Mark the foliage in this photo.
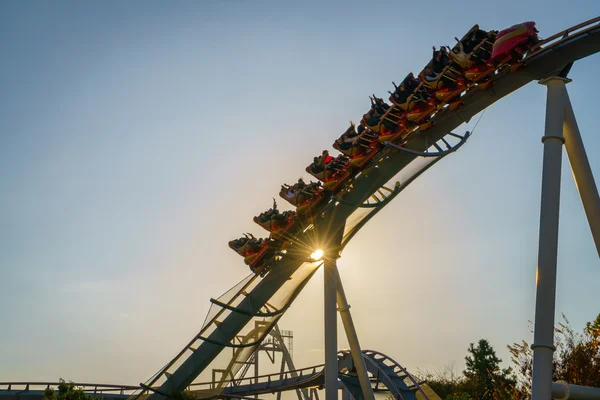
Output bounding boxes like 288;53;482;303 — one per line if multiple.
172;390;197;400
43;379;95;400
418;363;471;399
42;380;198;400
419;340;520;400
508;313;600;396
463;339;518;399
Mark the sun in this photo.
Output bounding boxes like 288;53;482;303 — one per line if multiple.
310;249;324;261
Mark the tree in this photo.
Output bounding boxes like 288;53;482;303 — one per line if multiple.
463;339;517;400
43;379;95;400
508;313;600;396
418;341;519;399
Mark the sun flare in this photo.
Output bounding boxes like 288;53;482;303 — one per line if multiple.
310;249;324;261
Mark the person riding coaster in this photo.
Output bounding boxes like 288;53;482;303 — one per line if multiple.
238;237;279;275
254;199;297;237
370;95;390;114
229;233;268;258
362;96;403;134
418;46;466;103
309;150;350;174
255;198;276;222
449;25;498;82
279;178;323;208
333;122;379;157
306;150;352;189
388;73;430;110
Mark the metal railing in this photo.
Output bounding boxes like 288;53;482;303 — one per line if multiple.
529;16;600;56
188;364;324;392
0;382;139;395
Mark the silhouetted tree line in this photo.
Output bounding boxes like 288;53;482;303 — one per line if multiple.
418;312;600;399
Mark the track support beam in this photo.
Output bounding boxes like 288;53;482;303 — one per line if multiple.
324;259;338;400
563;91;600;258
332;266;375;400
531;76;569;400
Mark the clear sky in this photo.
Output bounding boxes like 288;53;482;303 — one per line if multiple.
1;0;599;387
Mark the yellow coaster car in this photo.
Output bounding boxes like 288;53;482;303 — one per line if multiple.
449;25;498;83
306;153;352;191
279;181;324;215
419;66;466;104
333;130;381;169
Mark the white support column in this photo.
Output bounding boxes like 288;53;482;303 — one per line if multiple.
531;76;569;400
563;92;600;258
324;260;338;400
331;266;375;400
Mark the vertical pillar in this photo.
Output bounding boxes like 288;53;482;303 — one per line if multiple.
254;347;259;399
324;259;338;400
531;76;569;400
331;266;375;400
563;91;600;258
341;387;351;400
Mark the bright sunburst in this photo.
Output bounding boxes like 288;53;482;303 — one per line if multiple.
310;249;324;261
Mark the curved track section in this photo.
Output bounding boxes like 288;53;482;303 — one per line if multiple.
186;349;431;400
338;350;432;400
132;17;600;400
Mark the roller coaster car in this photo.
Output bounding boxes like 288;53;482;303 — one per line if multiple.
248;243;278;275
248;242;283;276
389;82;433;111
404;100;437;124
279;181;324;214
378;115;408;143
229;236;278;274
336;127;382;168
333;132;375;157
306;154;352;191
450;26;498;83
418;64;466;105
491;21;539;65
361;97;403;135
229;237;268;258
253;209;296;239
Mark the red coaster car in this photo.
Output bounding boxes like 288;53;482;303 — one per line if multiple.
228;235;275;275
491;21;538;64
333;125;381;169
254;208;296;239
279;179;324;215
229;235;267;257
306;151;352;191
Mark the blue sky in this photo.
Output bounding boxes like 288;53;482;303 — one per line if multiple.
1;0;599;386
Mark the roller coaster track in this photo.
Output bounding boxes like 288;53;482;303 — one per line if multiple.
0;350;435;400
6;17;599;400
125;16;600;399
